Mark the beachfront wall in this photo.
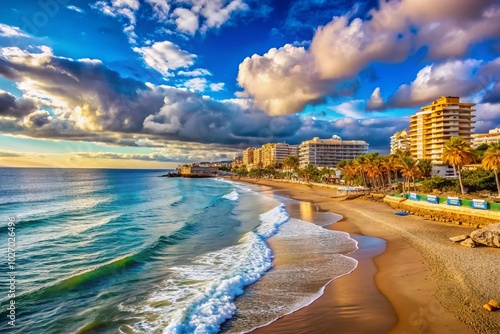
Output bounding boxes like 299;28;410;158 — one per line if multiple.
384;195;500;228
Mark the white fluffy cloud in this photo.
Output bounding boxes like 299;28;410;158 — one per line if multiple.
145;0;170;20
388;59;483;107
366;87;384;111
237;0;500;115
0;23;30;38
133;41;196;76
173;7;199;35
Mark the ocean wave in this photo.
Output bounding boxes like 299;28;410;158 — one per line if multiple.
222;190;239;201
130;204;290;333
9;220;201;306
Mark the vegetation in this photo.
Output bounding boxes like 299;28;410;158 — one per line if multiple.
482;141;500;196
419;176;458;193
442;136;477;194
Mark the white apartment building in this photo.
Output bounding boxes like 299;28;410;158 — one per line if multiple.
298;135;369;168
390;129;410;154
472;128;500;147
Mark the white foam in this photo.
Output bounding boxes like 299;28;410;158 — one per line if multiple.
130;204;290;333
222;190;239;201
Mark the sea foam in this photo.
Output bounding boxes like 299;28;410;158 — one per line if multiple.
222;190;239;201
132;204;289;333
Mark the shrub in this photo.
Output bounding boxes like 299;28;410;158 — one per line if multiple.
419;176;459;193
461;168;497;192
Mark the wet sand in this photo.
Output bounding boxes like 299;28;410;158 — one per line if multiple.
233;178;500;334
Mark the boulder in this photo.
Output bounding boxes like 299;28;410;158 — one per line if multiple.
460;238;477;248
470;224;500;248
449;235;469;243
484;304;495;312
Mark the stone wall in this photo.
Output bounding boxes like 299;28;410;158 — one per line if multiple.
384;196;500;228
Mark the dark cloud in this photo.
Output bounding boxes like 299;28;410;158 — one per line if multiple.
482;83;500;104
0;90;37;116
0;45;409;155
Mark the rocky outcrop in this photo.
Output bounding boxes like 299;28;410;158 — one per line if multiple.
470;224;500;248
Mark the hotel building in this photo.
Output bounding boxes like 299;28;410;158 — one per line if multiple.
298;135;369;168
409;96;475;164
242;147;254;167
390;129;410;154
472;128;500;147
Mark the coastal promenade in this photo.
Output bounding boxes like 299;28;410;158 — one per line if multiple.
234;178;500;334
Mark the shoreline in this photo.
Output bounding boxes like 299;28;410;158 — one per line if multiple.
231;178;500;334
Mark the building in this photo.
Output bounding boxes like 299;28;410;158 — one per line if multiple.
472;128;500;147
298;135;369;168
272;143;298;165
253;148;263;168
390;129;410;154
243;148;254;167
409;96;475;164
260;143;298;167
179;164;219;177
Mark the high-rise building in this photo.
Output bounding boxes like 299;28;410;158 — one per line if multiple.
242;148;254;167
409;96;475;164
253;148;263;168
272;143;298;165
298;135;369;168
390;129;410;154
472;128;500;147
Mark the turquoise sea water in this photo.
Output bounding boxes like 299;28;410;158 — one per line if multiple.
0;168;357;333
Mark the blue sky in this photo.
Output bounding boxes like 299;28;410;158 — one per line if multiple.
0;0;499;168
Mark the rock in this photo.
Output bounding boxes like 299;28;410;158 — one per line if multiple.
460;238;477;248
470;223;500;248
489;300;499;309
449;235;469;243
484;304;497;312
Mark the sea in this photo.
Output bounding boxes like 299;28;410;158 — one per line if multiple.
0;168;358;333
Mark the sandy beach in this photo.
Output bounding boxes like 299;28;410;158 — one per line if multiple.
234;178;500;334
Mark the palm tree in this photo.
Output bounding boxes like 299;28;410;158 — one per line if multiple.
283;155;299;179
442;137;477;194
482;141;500;197
381;156;393;189
398;156;419;192
340;160;356;186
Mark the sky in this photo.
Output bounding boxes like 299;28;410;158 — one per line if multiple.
0;0;499;168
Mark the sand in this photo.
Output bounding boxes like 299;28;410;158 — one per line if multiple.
232;178;500;334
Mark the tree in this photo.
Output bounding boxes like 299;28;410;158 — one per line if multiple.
398;156;419;192
283;155;299;179
301;163;319;182
482;141;500;197
417;159;433;179
442;137;477;194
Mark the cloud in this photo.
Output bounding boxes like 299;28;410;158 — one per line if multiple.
209;82;225;92
0;43;413;155
133;41;196;77
183;77;207;92
24;110;51;128
145;0;170;20
67;5;86;14
0;90;38;117
366;87;384;111
474;103;500;134
0;24;30;38
91;0;140;43
374;57;500;108
177;68;212;77
173;7;199;35
238;0;500;115
388;59;483;107
328;100;366;119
